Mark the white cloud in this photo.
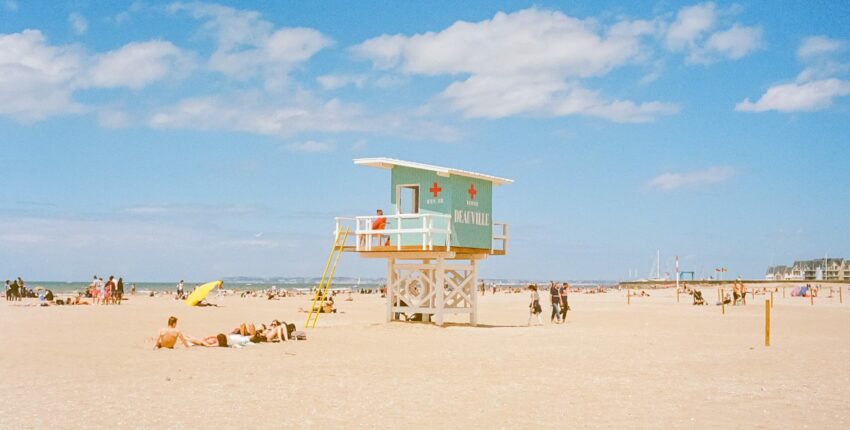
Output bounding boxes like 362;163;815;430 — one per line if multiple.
168;2;331;88
354;9;655;78
69;12;88;35
0;29;196;122
441;76;678;122
352;8;674;122
97;109;130;128
737;36;850;113
798;36;845;59
703;25;762;60
664;3;761;64
285;140;335;153
735;79;850;112
317;74;367;90
646;167;736;191
86;40;195;89
149;92;370;137
0;29;84;121
665;2;717;51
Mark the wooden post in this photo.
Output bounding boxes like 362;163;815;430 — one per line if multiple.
469;258;478;326
770;291;774;308
721;288;725;315
386;258;395;322
434;257;445;326
840;287;843;304
717;287;721;302
782;286;785;298
765;300;770;347
627;289;631;305
810;290;814;306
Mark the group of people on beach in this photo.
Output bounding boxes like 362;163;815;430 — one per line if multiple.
88;275;125;305
5;277;27;301
154;316;304;349
527;282;570;325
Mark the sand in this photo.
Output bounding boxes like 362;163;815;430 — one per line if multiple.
2;285;849;429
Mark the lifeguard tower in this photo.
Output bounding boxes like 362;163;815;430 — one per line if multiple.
316;158;511;327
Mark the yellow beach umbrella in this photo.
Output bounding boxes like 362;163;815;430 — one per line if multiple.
184;280;223;306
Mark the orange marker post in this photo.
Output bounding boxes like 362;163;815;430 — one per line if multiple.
765;300;770;347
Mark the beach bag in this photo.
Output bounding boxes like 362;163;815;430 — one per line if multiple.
292;330;307;341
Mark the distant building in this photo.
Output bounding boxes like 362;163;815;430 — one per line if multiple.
766;259;850;281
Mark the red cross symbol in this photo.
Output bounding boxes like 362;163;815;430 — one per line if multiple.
468;183;477;200
429;181;442;198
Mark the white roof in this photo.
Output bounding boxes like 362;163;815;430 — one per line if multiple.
353;158;513;186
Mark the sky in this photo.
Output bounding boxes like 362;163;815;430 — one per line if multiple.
1;1;849;282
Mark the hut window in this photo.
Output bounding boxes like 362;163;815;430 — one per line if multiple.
398;185;419;214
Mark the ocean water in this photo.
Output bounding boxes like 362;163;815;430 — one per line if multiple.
14;281;385;294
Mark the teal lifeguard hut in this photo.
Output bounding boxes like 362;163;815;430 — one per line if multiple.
331;158;512;326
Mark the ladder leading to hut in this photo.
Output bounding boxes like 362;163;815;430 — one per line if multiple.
305;227;350;328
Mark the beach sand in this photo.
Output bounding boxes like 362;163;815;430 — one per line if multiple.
2;285;849;429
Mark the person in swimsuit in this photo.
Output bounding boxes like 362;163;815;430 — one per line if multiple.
154;316;190;349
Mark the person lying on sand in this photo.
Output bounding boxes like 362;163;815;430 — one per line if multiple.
232;321;290;342
187;333;252;348
154;316;190;349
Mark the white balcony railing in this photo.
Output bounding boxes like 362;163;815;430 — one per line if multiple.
335;214;508;253
492;222;509;253
336;213;452;252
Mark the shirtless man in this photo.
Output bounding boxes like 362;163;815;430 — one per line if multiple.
154;316;189;349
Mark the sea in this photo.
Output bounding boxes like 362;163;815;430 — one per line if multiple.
18;281;385;294
13;280;614;294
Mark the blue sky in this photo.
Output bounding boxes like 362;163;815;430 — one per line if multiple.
2;1;849;281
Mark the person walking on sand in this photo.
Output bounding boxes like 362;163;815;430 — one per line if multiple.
104;276;115;305
115;277;124;305
176;280;184;300
90;276;99;304
527;285;543;326
549;282;561;323
559;282;569;322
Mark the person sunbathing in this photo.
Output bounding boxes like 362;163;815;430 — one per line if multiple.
154;316;190;349
233;321;290;342
187;333;229;347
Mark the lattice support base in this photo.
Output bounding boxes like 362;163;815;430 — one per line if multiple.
386;256;480;326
